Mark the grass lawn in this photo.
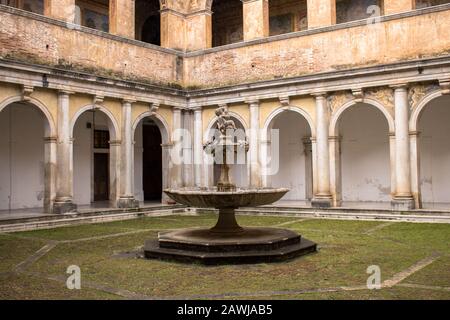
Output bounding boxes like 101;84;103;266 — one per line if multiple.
0;214;449;300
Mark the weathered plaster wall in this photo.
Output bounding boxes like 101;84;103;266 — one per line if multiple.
185;9;450;88
0;103;46;210
271;111;311;201
0;10;181;86
339;104;391;202
418;95;450;205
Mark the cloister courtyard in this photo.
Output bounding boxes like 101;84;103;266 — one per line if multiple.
1;213;449;300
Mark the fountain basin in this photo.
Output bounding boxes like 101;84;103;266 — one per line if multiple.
164;188;289;208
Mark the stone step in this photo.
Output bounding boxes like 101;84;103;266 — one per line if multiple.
144;238;317;265
0;205;187;233
235;208;450;223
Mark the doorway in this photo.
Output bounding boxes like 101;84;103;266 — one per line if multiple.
142;122;163;201
94;153;109;201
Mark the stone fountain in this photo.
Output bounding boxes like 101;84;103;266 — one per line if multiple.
144;106;317;264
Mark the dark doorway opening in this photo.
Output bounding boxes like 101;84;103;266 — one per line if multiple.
142;15;161;45
94;153;109;201
135;0;161;45
143;122;163;201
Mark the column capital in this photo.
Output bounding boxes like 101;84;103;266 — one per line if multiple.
409;131;421;137
245;98;260;106
328;135;341;142
58;89;75;96
311;91;328;99
161;142;175;149
187;9;213;17
109;140;122;146
122;98;136;105
192;107;203;112
390;83;409;91
44;136;58;143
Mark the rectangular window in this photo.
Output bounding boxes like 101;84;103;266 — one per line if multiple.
416;0;450;9
76;0;109;32
336;0;383;24
0;0;44;14
94;130;110;149
269;0;308;36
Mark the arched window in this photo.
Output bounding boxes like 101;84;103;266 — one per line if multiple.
212;0;243;47
135;0;161;45
336;0;383;24
269;0;308;36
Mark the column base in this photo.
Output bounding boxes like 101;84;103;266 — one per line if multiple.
311;196;333;208
53;200;77;214
391;196;415;211
117;197;140;209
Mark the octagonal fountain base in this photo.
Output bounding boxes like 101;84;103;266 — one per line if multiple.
144;227;317;265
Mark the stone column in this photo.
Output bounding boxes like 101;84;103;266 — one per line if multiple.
391;85;415;210
193;107;204;187
53;91;77;214
161;143;174;203
44;136;57;213
260;139;271;188
161;9;186;51
384;0;415;15
242;0;269;41
109;0;135;38
303;137;314;201
410;131;422;209
307;0;336;29
117;99;138;208
44;0;76;23
182;110;194;187
186;10;212;51
248;99;261;188
329;135;341;207
171;107;183;189
312;93;333;207
109;140;121;206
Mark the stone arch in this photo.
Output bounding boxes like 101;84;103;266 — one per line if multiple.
70;104;120;140
330;98;395;136
0;95;56;137
132;111;171;144
262;105;315;141
409;89;444;132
